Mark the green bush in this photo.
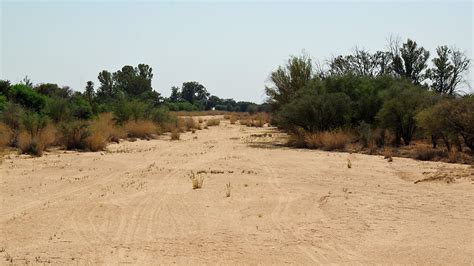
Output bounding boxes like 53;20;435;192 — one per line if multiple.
376;81;435;146
0;96;6;111
44;97;71;123
59;121;91;150
113;99;149;124
276;86;352;132
8;84;47;112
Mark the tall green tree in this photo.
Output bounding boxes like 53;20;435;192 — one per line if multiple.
265;55;313;111
426;46;470;95
391;39;430;85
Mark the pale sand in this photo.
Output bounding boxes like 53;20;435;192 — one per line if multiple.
1;118;473;264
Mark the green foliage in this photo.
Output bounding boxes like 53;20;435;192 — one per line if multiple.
59;120;91;150
376;81;435;145
8;84;47;112
44;97;71;123
21;112;49;137
0;95;6;111
276;86;352;132
70;96;93;120
113;99;150;124
150;107;175;124
1;102;25;132
265;55;313;111
0;80;11;96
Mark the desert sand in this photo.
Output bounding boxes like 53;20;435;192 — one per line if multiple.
1;117;473;265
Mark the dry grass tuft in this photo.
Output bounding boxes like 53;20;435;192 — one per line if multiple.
206;118;220;127
412;146;443;161
170;129;180;140
0;123;13;151
383;149;393;162
17;125;56;156
225;182;231;197
347;158;352;168
124;120;156;139
198;117;204;123
304;131;351;151
189;171;204;189
230;115;237;125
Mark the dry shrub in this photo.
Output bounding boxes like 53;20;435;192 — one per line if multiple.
223;114;231;120
287;127;307;148
182;117;199;131
170;129;180;140
230;115;237;124
206;118;220;127
189;172;204;189
368;140;377;155
0;123;12;151
304;131;351;151
124;120;156;139
225;182;231;197
59;121;91;150
383;148;393;162
239;119;250;126
85;132;107;151
198;118;204;123
413;146;444;161
92;113;126;143
17;125;56;156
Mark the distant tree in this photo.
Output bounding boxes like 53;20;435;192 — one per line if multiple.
0;80;11;95
84;81;95;104
8;84;47;112
426;46;470;95
181;81;209;105
35;83;73;98
169;86;181;102
96;70;116;102
265;55;313;111
391;39;430;85
21;76;33;87
376;81;434;146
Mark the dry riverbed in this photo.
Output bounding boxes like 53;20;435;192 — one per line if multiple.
1;118;473;264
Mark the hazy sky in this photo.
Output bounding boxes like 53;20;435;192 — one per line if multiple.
1;1;472;103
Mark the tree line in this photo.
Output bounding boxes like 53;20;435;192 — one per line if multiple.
266;38;473;153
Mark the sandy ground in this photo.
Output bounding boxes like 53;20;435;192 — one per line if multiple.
1;117;473;265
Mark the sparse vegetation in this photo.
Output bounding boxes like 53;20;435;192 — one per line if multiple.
225;182;231;197
206;118;220;127
189;172;204;189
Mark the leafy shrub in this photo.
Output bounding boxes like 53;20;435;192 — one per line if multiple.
70;96;93;120
377;81;435;146
59;121;91;150
0;95;6;111
124;120;156;139
113;99;150;124
277;87;352;132
44;97;71;123
8;84;47;112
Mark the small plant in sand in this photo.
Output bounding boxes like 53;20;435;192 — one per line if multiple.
229;116;237;125
347;158;352;168
170;129;180;140
383;149;393;162
189;171;204;189
225;182;231;197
